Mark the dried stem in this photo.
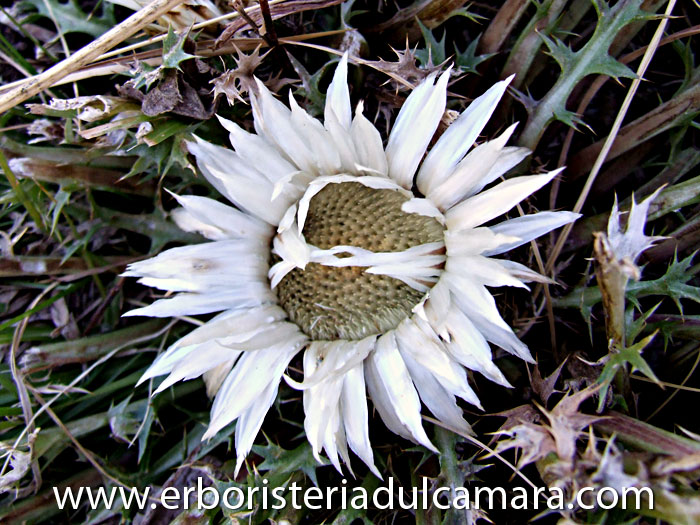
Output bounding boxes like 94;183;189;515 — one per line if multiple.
544;0;677;276
0;0;185;114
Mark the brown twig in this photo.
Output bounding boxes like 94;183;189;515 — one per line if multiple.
83;278;126;336
258;0;279;47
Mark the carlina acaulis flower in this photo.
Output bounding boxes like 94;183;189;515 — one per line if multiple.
123;53;580;476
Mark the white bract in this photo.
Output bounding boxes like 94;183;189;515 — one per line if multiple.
124;55;579;476
604;188;666;278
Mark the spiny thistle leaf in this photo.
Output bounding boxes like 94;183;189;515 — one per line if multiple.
455;36;494;74
127;61;162;91
595;332;660;412
540;33;576;72
105;208;204;252
107;395;155;461
287;52;331;116
559;254;700;314
417;22;492;75
161;26;197;70
518;0;647;149
253;441;324;487
626;302;661;344
416;20;447;67
553;108;589;131
628;252;700;314
509;87;538;114
23;0;114;37
586;53;637;79
125;27;197;95
446;6;486;24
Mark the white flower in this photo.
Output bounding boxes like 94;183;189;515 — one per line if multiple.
123;55;580;476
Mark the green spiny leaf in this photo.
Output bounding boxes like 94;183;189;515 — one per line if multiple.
510;87;538;114
129;61;162;91
584;53;637;79
626;302;661;344
455;36;494;74
107;394;138;442
163;132;196;175
553;108;590;131
162;26;197;70
540;33;575;72
287;52;331;116
518;0;647;149
445;6;486;24
416;20;447;67
104;208;204;253
596;332;660;412
121;142;171;180
23;0;114;37
560;254;700;314
628;252;700;314
253;441;324;487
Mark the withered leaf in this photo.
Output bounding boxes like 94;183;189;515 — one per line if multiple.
211;45;267;105
364;43;444;92
531;359;567;405
541;385;604;462
493;404;541;435
491;386;603;469
142;70;216;119
142;70;181;116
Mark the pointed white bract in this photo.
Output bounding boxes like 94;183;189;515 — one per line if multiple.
606;187;665;264
416;75;514;195
124;53;578;475
385;70;450;189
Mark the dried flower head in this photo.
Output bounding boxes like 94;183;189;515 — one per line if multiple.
124;55;579;474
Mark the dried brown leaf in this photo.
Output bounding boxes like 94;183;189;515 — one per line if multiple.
531;359;567;405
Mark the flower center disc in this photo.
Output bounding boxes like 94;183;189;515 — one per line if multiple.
276;181;444;341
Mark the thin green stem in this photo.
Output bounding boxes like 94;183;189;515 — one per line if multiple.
0;149;46;232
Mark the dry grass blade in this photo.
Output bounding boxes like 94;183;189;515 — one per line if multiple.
646;346;700;420
0;320;177;482
95;0;288;62
4;282;58;493
0;0;185;114
28;388;135;492
631;375;700;393
0;31;347;94
544;0;677;276
479;0;531;54
281;39;415;89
